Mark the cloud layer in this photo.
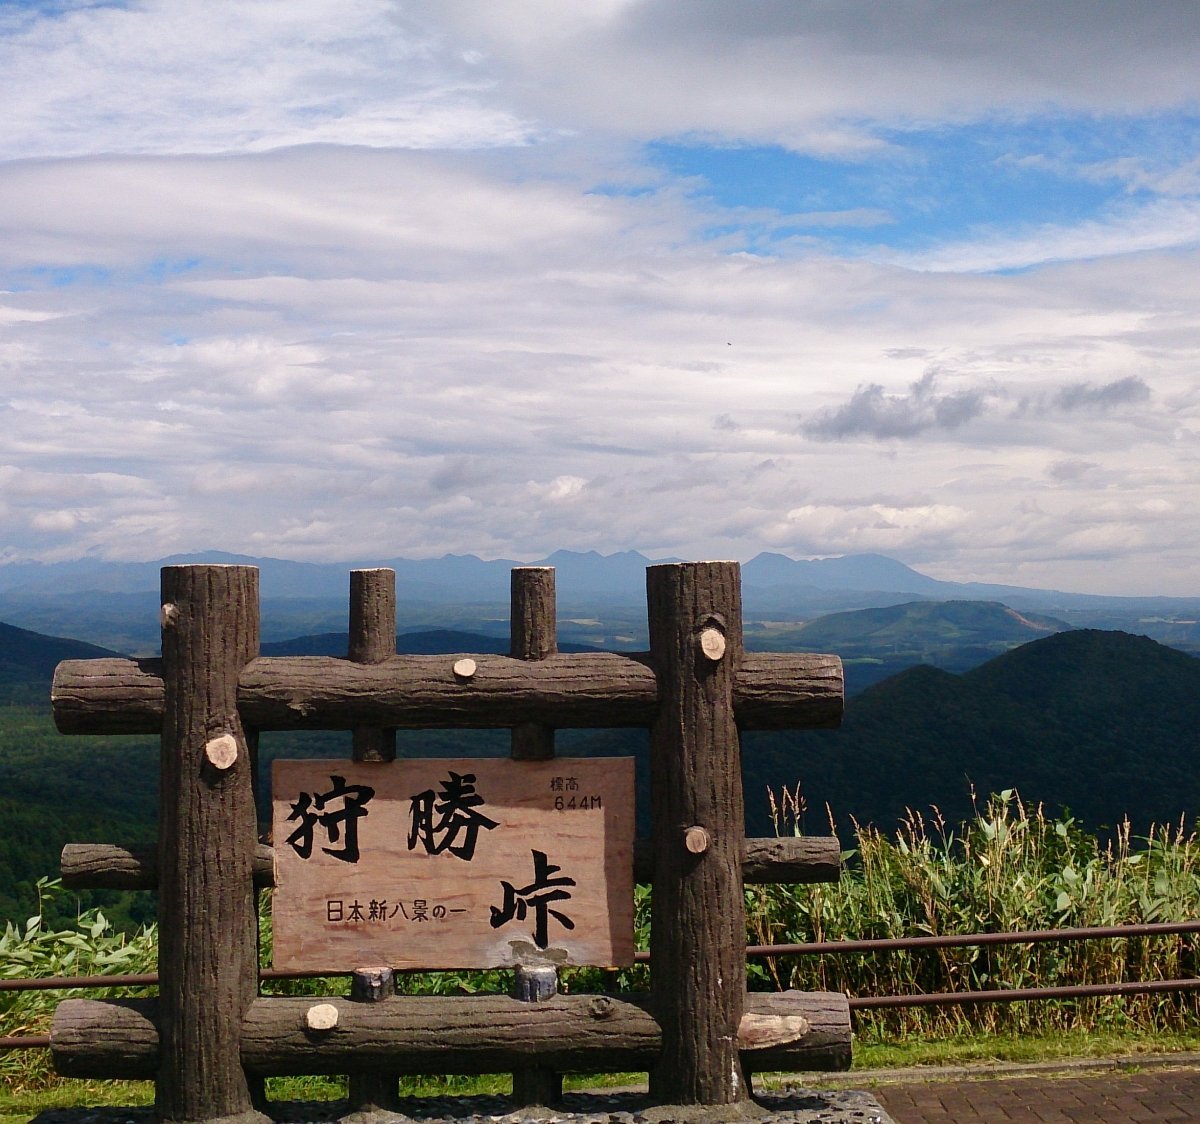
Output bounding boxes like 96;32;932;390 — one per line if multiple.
1;1;1199;596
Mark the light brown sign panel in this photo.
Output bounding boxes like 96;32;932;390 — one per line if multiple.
271;757;635;971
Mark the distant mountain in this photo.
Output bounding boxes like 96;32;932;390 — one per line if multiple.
4;550;1200;661
3;546;1197;608
787;600;1070;650
744;629;1200;835
0;621;120;704
743;600;1072;693
0;549;672;603
742;551;949;596
261;630;602;657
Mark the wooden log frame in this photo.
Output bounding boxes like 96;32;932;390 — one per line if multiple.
156;565;268;1124
647;561;746;1104
346;573;398;1113
62;835;842;892
51;651;843;734
50;991;851;1079
348;568;397;764
50;560;850;1117
509;567;563;1108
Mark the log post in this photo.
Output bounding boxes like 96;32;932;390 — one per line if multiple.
347;968;400;1112
510;566;556;761
157;565;268;1123
509;566;564;1107
646;561;747;1105
347;571;399;1107
349;568;396;763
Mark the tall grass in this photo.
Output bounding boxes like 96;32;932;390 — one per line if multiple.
4;791;1200;1093
0;879;157;1091
751;787;1200;1039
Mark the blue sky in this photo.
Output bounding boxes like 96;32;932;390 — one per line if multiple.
1;1;1199;594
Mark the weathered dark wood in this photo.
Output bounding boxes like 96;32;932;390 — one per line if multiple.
348;968;399;1112
62;842;274;889
734;653;843;729
647;561;747;1105
510;567;558;663
51;657;164;733
510;566;557;762
63;835;840;891
349;568;396;764
52;998;161;1077
633;836;841;885
157;565;267;1123
511;964;561;1106
52;651;842;733
508;567;563;1105
50;991;850;1079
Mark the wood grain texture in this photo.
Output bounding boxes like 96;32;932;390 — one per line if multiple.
647;561;746;1105
349;568;397;764
51;657;164;733
50;991;851;1079
508;566;562;1105
270;758;635;971
52;651;842;733
510;566;557;763
62;835;841;890
156;565;267;1123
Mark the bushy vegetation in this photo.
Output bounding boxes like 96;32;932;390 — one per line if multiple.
4;792;1200;1096
0;879;157;1091
751;787;1200;1042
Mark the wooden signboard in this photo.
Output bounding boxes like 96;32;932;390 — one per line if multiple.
271;757;635;970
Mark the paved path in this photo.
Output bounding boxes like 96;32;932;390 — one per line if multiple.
815;1054;1200;1123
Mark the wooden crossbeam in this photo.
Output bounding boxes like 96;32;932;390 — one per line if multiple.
52;651;842;734
51;991;851;1079
62;835;842;892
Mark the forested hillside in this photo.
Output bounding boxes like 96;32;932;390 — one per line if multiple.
3;620;1199;926
744;630;1200;835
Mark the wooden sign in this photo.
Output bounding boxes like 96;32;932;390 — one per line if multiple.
271;757;635;970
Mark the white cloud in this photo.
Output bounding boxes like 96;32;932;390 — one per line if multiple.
0;0;542;160
0;2;1199;596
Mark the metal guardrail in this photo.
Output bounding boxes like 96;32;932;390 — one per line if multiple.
3;919;1198;1050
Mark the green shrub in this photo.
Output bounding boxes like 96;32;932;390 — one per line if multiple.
751;787;1200;1039
0;879;157;1091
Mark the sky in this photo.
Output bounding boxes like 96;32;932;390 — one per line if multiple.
1;1;1199;596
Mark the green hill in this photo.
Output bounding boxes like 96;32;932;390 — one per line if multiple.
0;621;120;704
744;629;1200;835
788;599;1069;649
746;600;1072;694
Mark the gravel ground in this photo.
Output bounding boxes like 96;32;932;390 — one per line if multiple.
29;1089;893;1124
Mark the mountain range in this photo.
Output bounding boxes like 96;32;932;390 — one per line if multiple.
2;549;1198;657
0;547;1196;607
